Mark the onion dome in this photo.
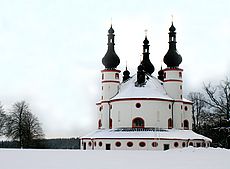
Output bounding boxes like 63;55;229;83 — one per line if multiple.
163;22;182;68
123;66;130;82
158;66;164;81
136;64;145;85
141;35;155;75
102;25;120;69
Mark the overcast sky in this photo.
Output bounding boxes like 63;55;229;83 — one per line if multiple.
0;0;229;138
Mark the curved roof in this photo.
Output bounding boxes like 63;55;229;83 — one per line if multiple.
110;74;173;101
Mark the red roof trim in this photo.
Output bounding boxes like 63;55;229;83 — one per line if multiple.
164;79;183;82
102;80;120;83
82;137;205;141
110;98;173;103
101;69;121;73
163;68;183;71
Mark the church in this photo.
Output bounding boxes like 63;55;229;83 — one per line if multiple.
81;22;211;150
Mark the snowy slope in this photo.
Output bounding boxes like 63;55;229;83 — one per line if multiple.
0;147;229;169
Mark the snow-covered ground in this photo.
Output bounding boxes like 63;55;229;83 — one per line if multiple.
0;147;229;169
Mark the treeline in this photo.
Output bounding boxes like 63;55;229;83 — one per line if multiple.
0;138;81;149
0;101;44;148
188;77;230;148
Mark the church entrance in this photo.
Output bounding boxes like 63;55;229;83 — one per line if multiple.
106;144;111;150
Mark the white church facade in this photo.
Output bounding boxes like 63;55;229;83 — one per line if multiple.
81;22;211;150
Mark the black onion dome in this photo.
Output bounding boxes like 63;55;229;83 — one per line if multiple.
108;26;114;33
141;35;154;74
158;66;164;81
143;37;149;44
123;66;130;82
169;23;176;32
102;25;120;69
163;22;182;68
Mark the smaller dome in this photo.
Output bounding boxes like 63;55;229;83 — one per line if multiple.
169;23;176;32
108;26;114;34
143;37;149;44
138;64;144;71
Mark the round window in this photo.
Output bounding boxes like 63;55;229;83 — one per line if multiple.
139;142;146;147
115;142;121;147
88;142;92;147
152;142;158;147
136;103;141;108
174;142;179;147
99;141;102;147
127;142;133;147
182;142;186;147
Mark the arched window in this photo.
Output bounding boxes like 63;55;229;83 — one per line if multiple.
109;118;112;129
98;119;102;129
168;118;173;129
179;72;182;78
132;117;144;128
184;120;189;130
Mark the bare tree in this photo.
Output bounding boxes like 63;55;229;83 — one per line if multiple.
0;103;6;135
5;101;44;148
188;92;206;130
204;78;230;121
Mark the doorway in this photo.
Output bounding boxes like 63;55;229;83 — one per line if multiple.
164;144;170;150
106;144;111;150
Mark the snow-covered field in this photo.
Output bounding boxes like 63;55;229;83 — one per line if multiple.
0;147;229;169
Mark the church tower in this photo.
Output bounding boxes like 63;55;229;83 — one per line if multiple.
99;25;120;129
163;22;183;129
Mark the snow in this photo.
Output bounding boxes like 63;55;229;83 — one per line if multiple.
111;75;173;100
0;147;229;169
82;129;211;141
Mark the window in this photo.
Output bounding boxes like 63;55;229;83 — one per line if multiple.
180;95;182;99
102;86;103;90
185;106;188;111
181;105;183;110
88;142;92;147
139;142;146;147
102;74;104;80
164;72;166;78
180;85;182;90
115;73;119;79
168;118;173;129
174;142;179;147
106;144;111;150
136;103;141;108
115;142;121;147
99;142;102;147
179;72;182;78
98;119;102;129
101;96;103;100
94;142;96;147
127;142;133;147
164;144;170;150
132;117;145;128
189;142;193;146
83;142;86;150
109;118;112;129
182;142;186;147
152;142;158;147
184;120;189;130
169;104;171;109
196;143;201;147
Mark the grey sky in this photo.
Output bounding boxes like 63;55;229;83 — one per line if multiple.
0;0;229;138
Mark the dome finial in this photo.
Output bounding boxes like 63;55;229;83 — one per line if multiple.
123;61;130;82
171;14;174;24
